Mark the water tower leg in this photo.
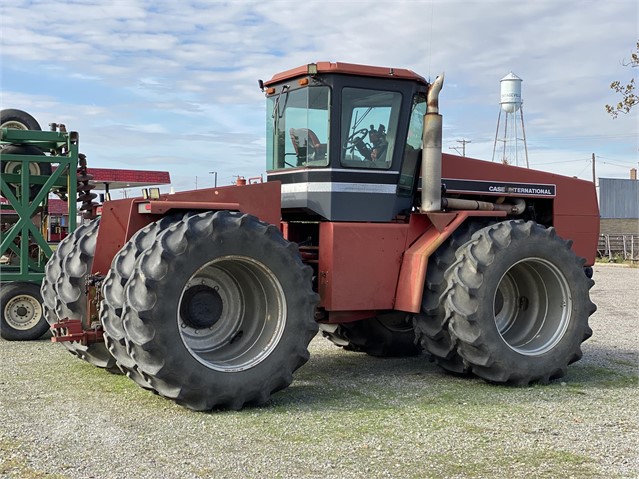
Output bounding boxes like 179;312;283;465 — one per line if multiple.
520;106;529;168
492;108;502;162
502;113;509;164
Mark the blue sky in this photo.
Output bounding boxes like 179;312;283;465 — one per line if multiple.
1;0;637;197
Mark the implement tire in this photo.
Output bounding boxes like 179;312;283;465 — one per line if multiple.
320;312;420;357
414;220;492;373
41;218;117;371
445;220;595;385
122;211;319;411
0;109;41;131
0;145;52;202
1;109;48;202
101;214;186;389
0;282;49;340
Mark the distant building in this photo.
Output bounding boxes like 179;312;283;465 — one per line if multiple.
598;175;639;235
46;199;70;241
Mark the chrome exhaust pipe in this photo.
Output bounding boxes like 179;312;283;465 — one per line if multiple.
421;73;445;212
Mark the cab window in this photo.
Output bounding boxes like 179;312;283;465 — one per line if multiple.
398;93;426;196
340;88;402;169
266;86;330;170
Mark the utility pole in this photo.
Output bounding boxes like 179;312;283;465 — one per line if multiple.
449;138;471;156
209;171;218;187
591;153;596;186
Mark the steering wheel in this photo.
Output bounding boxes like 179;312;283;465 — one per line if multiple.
344;128;373;160
345;128;369;149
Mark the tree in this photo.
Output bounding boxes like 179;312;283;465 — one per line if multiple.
606;41;638;118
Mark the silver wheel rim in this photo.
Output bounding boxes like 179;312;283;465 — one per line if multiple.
3;161;41;176
493;257;572;356
2;119;41;177
178;255;287;372
3;294;43;330
0;120;29;130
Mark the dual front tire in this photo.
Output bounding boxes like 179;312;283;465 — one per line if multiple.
43;211;318;410
121;212;318;410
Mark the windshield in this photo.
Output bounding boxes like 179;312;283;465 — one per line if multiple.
398;93;427;196
266;86;330;171
341;87;402;169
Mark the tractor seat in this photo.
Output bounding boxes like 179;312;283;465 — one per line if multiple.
289;128;327;165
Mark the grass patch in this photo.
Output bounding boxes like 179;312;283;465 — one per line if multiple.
31;351;173;410
566;363;638;388
596;255;637;266
608;357;639;369
434;449;603;479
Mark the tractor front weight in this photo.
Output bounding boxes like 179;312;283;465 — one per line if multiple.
50;318;104;346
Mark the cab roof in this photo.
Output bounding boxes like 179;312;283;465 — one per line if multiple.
264;61;429;86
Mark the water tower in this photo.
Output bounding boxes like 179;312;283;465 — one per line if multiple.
492;72;529;167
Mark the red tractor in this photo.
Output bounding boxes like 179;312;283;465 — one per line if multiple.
42;62;598;411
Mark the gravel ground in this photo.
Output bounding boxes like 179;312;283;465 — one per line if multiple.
0;263;637;479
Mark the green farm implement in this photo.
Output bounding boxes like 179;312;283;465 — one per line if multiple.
0;109;93;340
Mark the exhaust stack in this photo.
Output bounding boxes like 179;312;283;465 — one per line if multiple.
420;73;444;212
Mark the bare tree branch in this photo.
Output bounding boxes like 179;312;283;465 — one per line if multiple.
606;41;639;118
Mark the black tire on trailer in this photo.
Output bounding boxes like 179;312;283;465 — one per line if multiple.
100;214;187;389
41;218;118;371
319;312;420;357
414;220;492;374
0;282;49;340
1;109;46;201
445;220;595;385
122;211;319;411
0;109;42;131
0;145;53;202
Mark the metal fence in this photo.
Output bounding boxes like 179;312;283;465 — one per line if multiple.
598;234;639;261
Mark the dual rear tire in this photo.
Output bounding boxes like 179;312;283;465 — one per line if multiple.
418;220;595;385
443;220;595;384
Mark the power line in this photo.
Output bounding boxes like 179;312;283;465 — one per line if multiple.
575;160;592;178
533;133;636;141
532;158;590;166
598;160;636;169
596;155;638;164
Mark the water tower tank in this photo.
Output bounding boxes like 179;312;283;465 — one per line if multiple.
500;72;522;113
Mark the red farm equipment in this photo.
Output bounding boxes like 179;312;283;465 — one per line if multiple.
40;62;598;411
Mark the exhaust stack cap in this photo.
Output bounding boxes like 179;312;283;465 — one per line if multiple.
427;73;445;114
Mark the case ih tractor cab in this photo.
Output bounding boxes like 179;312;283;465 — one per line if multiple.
41;62;598;411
